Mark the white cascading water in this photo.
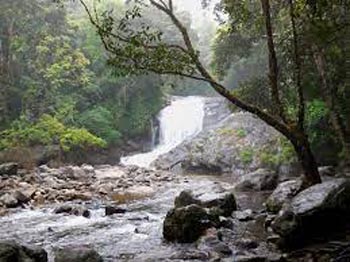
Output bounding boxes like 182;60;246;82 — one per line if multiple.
120;96;205;168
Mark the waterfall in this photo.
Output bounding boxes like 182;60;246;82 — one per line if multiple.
120;96;205;168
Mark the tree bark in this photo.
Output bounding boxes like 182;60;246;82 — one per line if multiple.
290;132;322;187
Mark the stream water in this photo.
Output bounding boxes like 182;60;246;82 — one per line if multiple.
0;96;267;261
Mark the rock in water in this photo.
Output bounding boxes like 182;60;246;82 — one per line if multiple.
0;162;18;176
265;179;302;213
234;168;278;191
174;190;200;208
271;178;350;249
54;205;90;218
105;206;127;216
0;193;19;208
163;187;237;243
0;241;47;262
163;204;211;243
54;247;103;262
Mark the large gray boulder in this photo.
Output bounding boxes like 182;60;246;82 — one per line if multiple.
265;179;303;213
153;113;286;174
234;168;278;191
54;247;103;262
0;241;47;262
175;190;237;216
163;187;237;243
271;179;350;249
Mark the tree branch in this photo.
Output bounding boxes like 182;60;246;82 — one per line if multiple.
289;0;305;131
260;0;286;123
149;0;292;138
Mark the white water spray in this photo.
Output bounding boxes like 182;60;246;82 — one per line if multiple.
120;96;205;168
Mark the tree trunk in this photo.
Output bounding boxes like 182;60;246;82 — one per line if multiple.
290;132;322;187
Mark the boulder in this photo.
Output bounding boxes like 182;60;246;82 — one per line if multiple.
197;191;237;217
153;112;285;174
0;193;18;208
54;247;102;262
271;179;350;249
13;190;32;204
265;179;302;213
0;163;18;176
105;206;127;216
232;209;254;222
163;188;237;243
175;189;237;217
235;168;278;191
0;241;47;262
174;190;200;208
318;166;336;177
163;204;212;243
54;205;90;218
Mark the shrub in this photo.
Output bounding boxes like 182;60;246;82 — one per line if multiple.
239;147;254;165
0;114;106;152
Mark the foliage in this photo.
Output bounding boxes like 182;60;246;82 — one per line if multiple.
78;106;121;144
0;0;173;155
239;147;254;166
260;138;296;168
0;115;106;152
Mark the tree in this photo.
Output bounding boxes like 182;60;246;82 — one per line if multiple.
77;0;323;187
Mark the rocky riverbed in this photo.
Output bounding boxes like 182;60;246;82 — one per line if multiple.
0;162;279;262
2;98;350;262
2;161;350;262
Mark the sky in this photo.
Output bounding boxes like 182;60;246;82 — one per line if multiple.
173;0;219;27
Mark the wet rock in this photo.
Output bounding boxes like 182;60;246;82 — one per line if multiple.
272;179;350;249
153;112;285;174
233;209;254;221
0;163;18;176
219;216;234;229
175;189;237;217
54;247;103;262
105;206;127;216
265;179;302;214
59;166;89;180
163;204;212;243
111;186;155;203
0;241;47;262
54;205;90;218
199;191;237;217
235;238;259;250
199;230;233;257
318;166;336;177
234;254;279;262
0;193;18;208
81;164;95;176
169;250;210;260
235;169;278;191
174;190;200;208
13;190;31;204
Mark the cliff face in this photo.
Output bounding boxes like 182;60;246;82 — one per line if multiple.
153;107;295;175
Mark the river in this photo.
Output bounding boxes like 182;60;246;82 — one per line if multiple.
0;96;268;262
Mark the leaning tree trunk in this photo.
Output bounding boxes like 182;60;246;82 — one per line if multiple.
289;132;322;188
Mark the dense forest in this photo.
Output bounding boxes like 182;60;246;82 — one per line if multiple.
2;1;350;262
0;0;214;165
